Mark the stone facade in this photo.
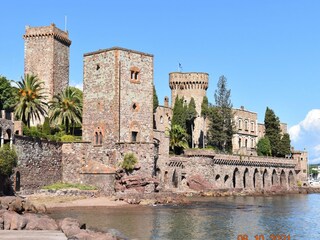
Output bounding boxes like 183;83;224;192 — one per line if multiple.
291;149;308;182
82;47;153;145
14;136;63;192
169;72;209;147
23;23;71;102
0;111;14;147
154;102;172;132
232;106;259;156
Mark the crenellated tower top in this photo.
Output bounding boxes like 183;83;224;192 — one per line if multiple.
169;72;209;110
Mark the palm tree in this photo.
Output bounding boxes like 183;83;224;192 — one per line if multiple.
49;86;82;134
168;124;189;155
14;74;47;128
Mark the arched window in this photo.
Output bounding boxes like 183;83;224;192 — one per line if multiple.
160;116;163;124
95;132;99;145
238;119;242;130
99;132;103;145
245;120;248;131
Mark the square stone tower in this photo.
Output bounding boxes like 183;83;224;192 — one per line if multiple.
82;47;154;146
23;23;71;101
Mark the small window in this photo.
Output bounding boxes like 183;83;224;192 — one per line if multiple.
251;122;255;132
95;132;99;145
96;64;100;70
251;139;254;148
238;119;242;130
99;132;103;145
238;138;242;148
245;139;248;148
132;103;137;110
130;67;140;82
131;131;138;142
245;120;248;131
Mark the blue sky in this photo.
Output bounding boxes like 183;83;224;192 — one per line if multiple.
1;1;320;163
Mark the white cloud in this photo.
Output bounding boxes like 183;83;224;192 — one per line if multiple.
72;83;83;90
289;109;320;164
289;109;320;142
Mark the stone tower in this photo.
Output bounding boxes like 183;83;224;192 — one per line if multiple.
23;23;71;101
82;47;154;146
169;72;209;147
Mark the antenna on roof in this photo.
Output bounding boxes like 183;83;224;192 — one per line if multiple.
64;16;67;32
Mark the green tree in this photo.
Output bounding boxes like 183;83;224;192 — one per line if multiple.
264;107;281;156
257;137;272;156
168;124;189;155
207;106;224;150
278;133;291;157
153;85;159;113
208;75;234;152
185;97;197;147
201;96;210;148
0;76;17;111
171;96;187;130
0;144;17;176
49;86;82;134
201;96;209;118
14;74;48;128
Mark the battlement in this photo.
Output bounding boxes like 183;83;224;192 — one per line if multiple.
169;72;208;90
23;23;71;46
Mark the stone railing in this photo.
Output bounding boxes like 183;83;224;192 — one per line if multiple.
181;149;297;168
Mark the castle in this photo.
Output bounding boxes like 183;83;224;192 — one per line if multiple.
7;24;308;194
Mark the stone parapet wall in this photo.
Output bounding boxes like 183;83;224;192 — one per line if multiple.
14;136;63;191
164;153;298;192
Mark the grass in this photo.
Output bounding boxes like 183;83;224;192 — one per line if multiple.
42;182;97;191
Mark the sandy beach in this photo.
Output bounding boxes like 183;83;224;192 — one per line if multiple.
25;194;129;209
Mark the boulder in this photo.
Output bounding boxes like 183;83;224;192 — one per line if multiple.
59;217;82;237
24;213;58;230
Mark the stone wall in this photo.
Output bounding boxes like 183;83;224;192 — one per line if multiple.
162;151;298;192
14;136;63;192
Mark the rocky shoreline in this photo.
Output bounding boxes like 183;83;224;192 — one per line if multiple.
0;196;121;240
1;187;319;239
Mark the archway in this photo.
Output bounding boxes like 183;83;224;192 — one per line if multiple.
172;169;178;188
224;175;230;188
243;168;249;188
253;168;260;189
280;170;286;187
263;169;269;189
4;129;11;145
272;169;278;186
233;168;240;188
288;171;295;187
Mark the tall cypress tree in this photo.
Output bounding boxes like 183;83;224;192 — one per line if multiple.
279;133;291;157
153;85;159;113
172;96;186;130
207;106;224;150
264;107;281;157
208;75;234;152
186;97;197;147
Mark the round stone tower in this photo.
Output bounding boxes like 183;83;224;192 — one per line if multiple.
169;72;209;147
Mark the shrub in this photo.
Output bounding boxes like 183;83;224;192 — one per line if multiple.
61;135;76;142
0;144;17;176
121;153;138;171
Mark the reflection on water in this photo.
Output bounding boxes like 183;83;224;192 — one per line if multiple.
49;194;320;240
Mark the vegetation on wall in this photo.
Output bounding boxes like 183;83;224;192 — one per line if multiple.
0;144;17;176
121;153;138;171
